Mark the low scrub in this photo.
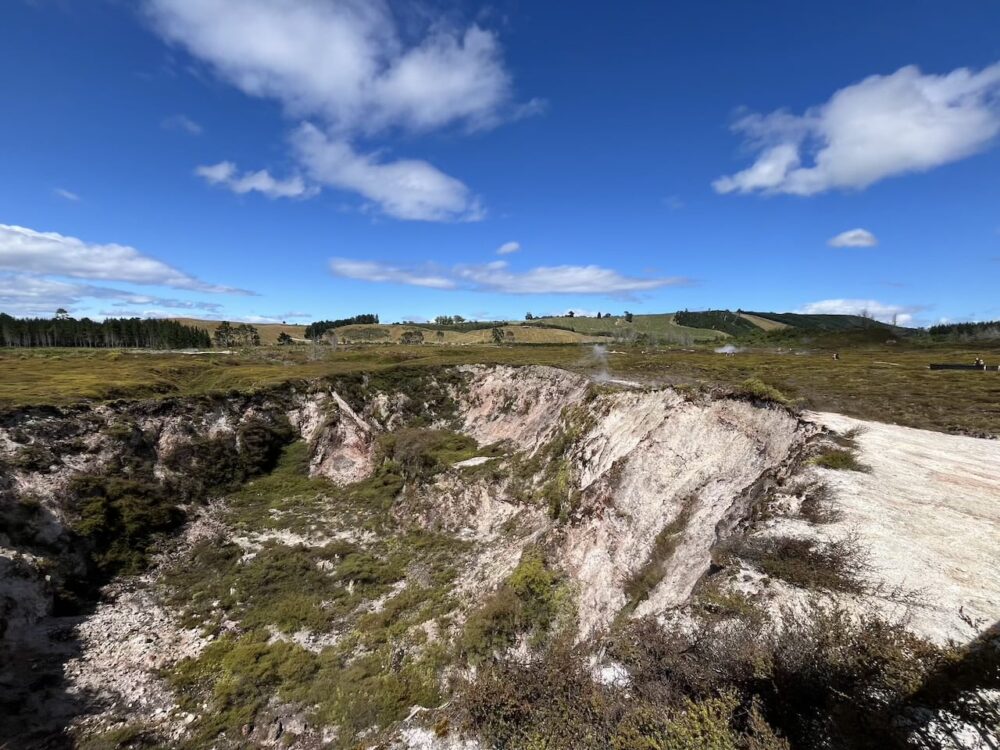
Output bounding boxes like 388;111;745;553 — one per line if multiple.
735;378;791;406
459;605;966;750
718;533;869;594
462;551;570;662
623;499;695;612
811;448;869;472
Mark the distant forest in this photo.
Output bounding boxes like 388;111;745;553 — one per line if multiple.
304;314;379;339
0;313;211;349
928;320;1000;339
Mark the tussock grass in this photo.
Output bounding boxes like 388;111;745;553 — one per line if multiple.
811;448;870;472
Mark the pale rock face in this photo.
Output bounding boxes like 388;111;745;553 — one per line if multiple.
300;391;377;485
457;365;590;453
563;396;808;637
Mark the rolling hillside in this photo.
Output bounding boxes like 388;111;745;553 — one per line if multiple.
525;313;728;342
170;318;307;345
171;310;904;348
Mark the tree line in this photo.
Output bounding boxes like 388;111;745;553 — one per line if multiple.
304;314;379;340
0;313;211;349
927;320;1000;340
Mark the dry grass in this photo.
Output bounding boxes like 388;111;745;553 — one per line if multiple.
169;317;307;345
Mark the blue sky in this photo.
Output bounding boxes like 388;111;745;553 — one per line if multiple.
1;0;998;326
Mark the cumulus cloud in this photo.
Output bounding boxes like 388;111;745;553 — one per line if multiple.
828;228;878;248
329;257;687;296
497;241;520;255
797;298;925;326
195;161;314;200
715;62;1000;195
292;125;481;221
145;0;515;134
162;113;203;135
0;224;249;294
145;0;532;221
54;188;81;202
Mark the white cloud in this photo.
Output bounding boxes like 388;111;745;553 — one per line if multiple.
797;298;924;325
828;228;878;248
715;62;1000;195
0;274;224;317
145;0;530;221
329;258;456;289
455;261;687;295
292;125;481;221
162;113;203;135
54;188;81;202
145;0;516;135
195;161;314;199
329;257;687;296
496;241;520;255
0;224;249;294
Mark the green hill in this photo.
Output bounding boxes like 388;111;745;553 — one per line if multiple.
524;313;728;342
741;311;895;332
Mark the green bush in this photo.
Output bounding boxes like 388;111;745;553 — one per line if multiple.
811;449;869;472
717;534;869;594
462;551;567;662
735;378;791;406
69;474;182;575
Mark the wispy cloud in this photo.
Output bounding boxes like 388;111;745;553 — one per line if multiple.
662;195;684;211
797;298;926;326
145;0;536;221
195;161;314;200
161;113;203;135
0;274;225;317
329;257;688;296
828;228;878;248
329;258;456;289
53;188;80;202
715;62;1000;195
0;223;251;294
496;241;521;255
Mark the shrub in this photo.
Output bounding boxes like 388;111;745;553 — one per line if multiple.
624;500;695;611
811;449;869;472
718;533;870;594
735;379;791;406
69;474;182;575
462;551;567;662
378;428;478;480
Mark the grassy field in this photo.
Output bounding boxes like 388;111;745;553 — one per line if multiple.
528;313;727;342
171;318;308;345
738;312;790;331
1;340;998;436
334;323;604;345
